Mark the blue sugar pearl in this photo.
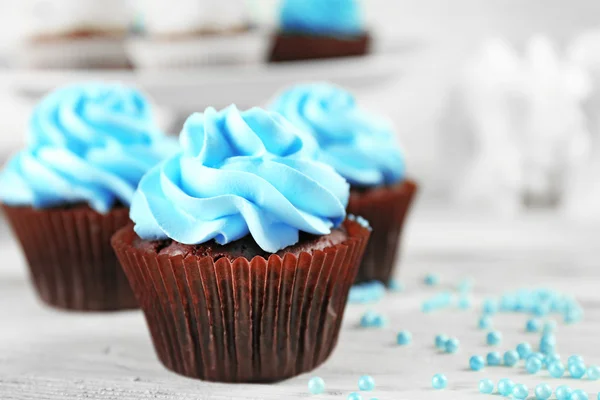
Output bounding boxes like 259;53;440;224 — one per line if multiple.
432;374;447;389
486;331;502;346
396;331;412;346
308;377;325;395
516;342;532;359
587;365;600;380
543;320;557;333
535;383;552;400
572;389;589;400
497;378;515;396
529;352;544;362
483;299;498;315
526;356;543;374
358;375;375;391
479;378;494;394
526;318;542;332
470;355;485;371
435;334;449;350
424;274;439;286
388;279;404;292
503;350;520;367
569;355;585;366
544;353;560;367
487;351;502;366
513;383;529;400
347;392;363;400
569;361;587;379
372;315;387;328
360;311;377;327
478;315;492;329
444;338;460;353
533;302;550;316
540;341;556;356
548;361;566;378
458;295;472;309
556;385;573;400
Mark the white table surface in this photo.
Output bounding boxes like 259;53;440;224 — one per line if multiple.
1;206;599;400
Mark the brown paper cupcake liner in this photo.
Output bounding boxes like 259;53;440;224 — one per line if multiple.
269;32;371;62
112;218;370;383
347;180;417;284
2;204;137;311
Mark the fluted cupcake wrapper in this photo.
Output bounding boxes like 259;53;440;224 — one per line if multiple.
347;180;418;284
2;204;137;311
111;218;370;383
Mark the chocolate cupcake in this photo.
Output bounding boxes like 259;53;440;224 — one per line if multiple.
0;83;178;311
269;0;370;62
112;105;370;382
271;83;417;284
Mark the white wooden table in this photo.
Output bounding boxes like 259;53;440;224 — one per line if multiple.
1;206;599;400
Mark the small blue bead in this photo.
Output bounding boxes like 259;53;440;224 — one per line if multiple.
486;331;502;346
526;318;542;332
482;299;498;315
432;374;447;389
543;320;556;333
424;274;440;286
358;375;375;391
569;355;585;365
556;385;573;400
347;392;363;400
544;353;560;367
372;315;387;328
487;351;502;366
444;338;460;353
396;331;412;346
516;342;532;359
535;383;552;400
469;355;485;371
587;365;600;380
435;334;449;349
569;361;587;379
539;341;556;356
513;383;529;399
503;350;520;367
308;377;325;395
478;316;492;329
497;378;515;396
526;356;543;374
479;378;494;394
548;361;566;378
533;303;550;316
387;279;404;292
360;311;377;327
458;295;472;309
572;389;589;400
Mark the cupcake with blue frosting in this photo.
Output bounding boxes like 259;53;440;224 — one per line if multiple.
271;82;417;284
111;105;371;382
270;0;370;62
0;82;177;311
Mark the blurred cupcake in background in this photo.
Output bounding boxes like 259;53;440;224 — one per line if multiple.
127;0;269;68
0;82;178;311
271;83;417;284
269;0;371;62
16;0;131;69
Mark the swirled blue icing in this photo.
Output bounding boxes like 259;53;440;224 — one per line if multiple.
131;105;349;253
270;83;405;187
0;83;178;213
280;0;363;36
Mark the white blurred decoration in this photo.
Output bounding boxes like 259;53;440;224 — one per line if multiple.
441;35;592;215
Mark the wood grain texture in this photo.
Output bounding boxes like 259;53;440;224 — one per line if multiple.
1;208;599;400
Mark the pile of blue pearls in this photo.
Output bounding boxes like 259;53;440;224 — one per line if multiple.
359;310;387;328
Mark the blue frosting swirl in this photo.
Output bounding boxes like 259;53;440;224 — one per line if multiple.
280;0;363;36
131;105;349;253
0;83;178;213
270;83;405;187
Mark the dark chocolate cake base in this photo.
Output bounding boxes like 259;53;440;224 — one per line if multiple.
269;32;370;62
112;219;371;382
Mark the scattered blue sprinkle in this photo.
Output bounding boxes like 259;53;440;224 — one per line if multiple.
347;392;363;400
572;389;589;400
424;274;440;286
359;311;387;328
569;355;585;366
308;377;325;395
526;318;542;332
478;315;492;329
569;361;587;379
358;375;375;391
487;351;502;366
526;356;543;374
556;385;573;400
543;320;557;333
469;355;485;371
587;365;600;380
458;295;472;309
544;353;560;367
479;378;494;394
535;383;552;400
516;342;532;359
444;338;460;353
486;331;502;346
548;361;565;378
422;292;452;312
482;299;499;315
503;350;519;367
348;282;386;304
513;383;529;399
498;378;515;396
387;279;404;293
435;334;449;350
396;331;412;346
432;374;447;389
